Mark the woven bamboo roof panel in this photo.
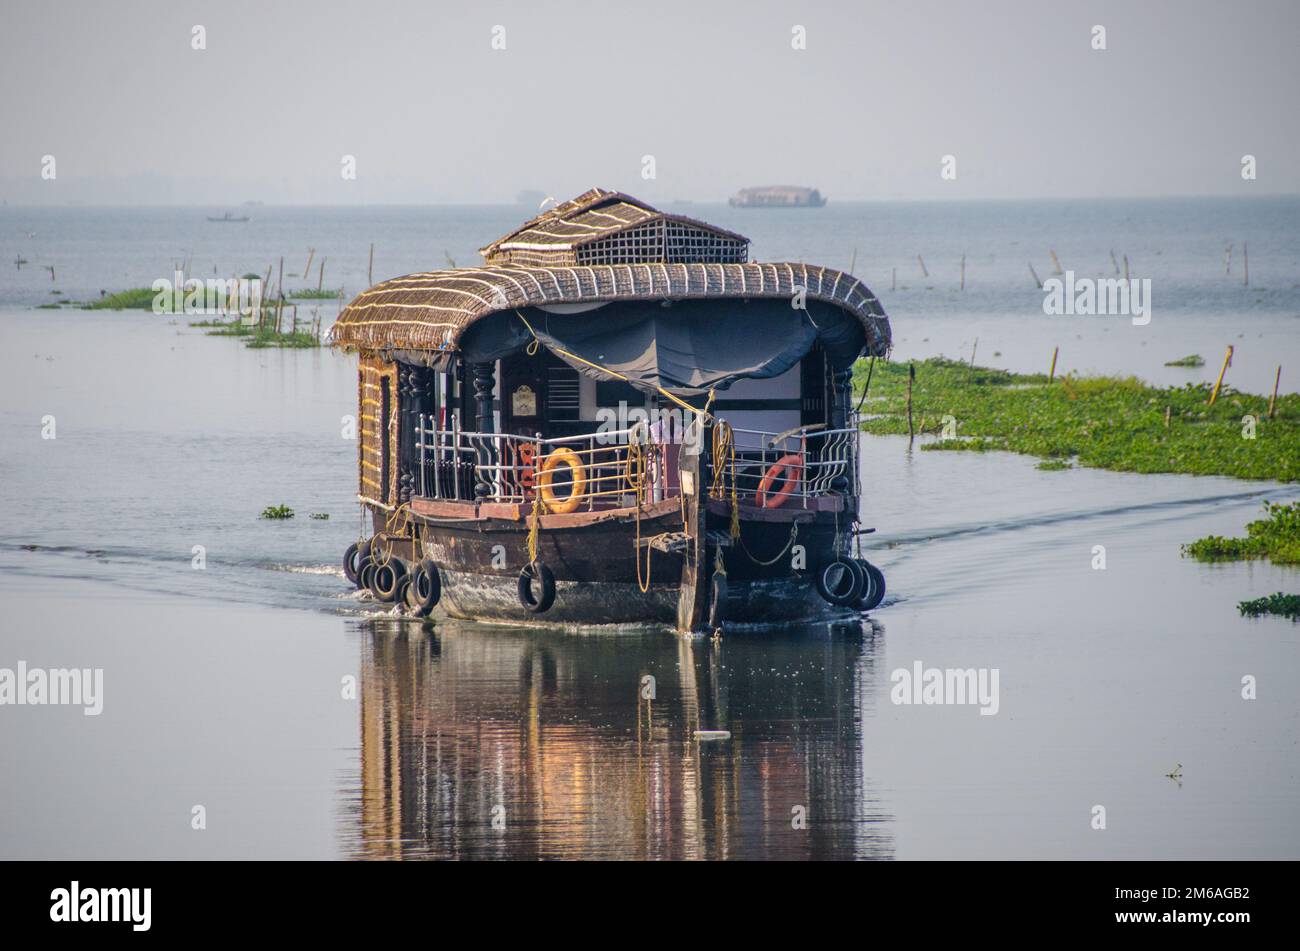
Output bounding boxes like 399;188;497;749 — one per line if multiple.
330;262;891;356
481;187;749;267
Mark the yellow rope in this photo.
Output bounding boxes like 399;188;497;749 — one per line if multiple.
369;501;417;567
526;491;542;565
710;419;741;539
525;436;545;564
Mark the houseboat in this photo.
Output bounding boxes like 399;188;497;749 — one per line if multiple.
729;186;827;208
329;188;891;633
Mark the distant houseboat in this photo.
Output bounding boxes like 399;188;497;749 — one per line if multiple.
207;211;250;223
329;188;890;632
729;186;827;208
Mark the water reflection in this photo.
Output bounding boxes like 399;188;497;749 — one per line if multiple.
341;618;894;860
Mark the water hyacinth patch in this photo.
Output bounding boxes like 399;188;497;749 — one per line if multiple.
1237;593;1300;621
854;358;1300;482
1182;502;1300;565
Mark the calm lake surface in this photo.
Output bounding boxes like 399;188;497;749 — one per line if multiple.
1;199;1298;859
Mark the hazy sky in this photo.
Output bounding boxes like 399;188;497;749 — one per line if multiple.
2;0;1297;204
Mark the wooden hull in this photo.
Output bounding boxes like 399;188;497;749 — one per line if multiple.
371;500;858;629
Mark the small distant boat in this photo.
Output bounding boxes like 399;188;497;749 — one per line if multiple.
729;186;827;208
207;211;250;223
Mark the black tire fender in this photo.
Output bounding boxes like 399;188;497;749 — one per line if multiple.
346;538;373;589
370;559;407;604
518;561;556;614
815;558;863;606
408;559;441;617
855;560;886;611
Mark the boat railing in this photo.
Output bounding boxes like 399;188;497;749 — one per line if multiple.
718;426;858;507
414;416;857;511
415;416;670;510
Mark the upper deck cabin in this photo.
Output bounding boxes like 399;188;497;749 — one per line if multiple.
329;188;890;518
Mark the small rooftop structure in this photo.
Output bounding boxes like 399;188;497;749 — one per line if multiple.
480;187;749;267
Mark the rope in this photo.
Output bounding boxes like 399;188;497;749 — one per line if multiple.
625;425;671;593
526;490;543;565
525;437;544;564
369;501;418;567
853;356;876;416
738;519;799;567
710;420;740;539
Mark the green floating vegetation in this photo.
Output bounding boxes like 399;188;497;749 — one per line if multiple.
854;357;1300;482
286;287;341;299
85;287;157;310
1182;502;1300;565
260;504;295;520
1164;354;1205;367
195;319;320;349
309;512;330;520
1237;593;1300;621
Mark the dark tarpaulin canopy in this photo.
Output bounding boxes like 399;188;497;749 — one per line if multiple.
458;298;865;396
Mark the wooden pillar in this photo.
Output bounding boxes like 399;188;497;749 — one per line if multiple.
675;415;712;634
472;361;496;500
396;364;415;504
397;364;437;503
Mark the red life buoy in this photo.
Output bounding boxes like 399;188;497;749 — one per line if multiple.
755;453;803;508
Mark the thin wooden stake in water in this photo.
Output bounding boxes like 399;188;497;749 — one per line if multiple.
317;257;326;292
1208;345;1234;406
303;248;315;282
917;255;928;278
1110;249;1120;275
960;253;966;291
891;267;896;291
906;364;915;444
1242;241;1249;287
1028;262;1043;289
1050;249;1063;275
368;243;375;286
1123;254;1130;282
1049;345;1059;381
969;337;978;368
1224;244;1232;276
1268;366;1281;419
261;265;272;326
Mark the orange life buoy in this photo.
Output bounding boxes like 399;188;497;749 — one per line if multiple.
515;442;538;491
512;441;538;493
539;447;587;514
755;453;803;509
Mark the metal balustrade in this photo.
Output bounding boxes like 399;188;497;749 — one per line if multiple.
414;415;858;510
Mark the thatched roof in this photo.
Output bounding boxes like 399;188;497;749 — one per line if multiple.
330;261;891;356
480;187;749;267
